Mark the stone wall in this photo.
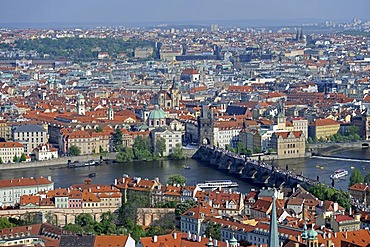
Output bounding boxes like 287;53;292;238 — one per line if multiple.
136;208;175;227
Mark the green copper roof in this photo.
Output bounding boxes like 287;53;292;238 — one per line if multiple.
148;105;165;119
77;94;84;100
268;195;279;247
308;227;318;239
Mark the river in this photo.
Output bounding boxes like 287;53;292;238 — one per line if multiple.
1;148;370;193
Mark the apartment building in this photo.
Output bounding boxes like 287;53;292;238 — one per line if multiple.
0;141;25;163
12;124;48;154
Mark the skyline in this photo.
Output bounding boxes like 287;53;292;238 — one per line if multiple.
1;0;369;28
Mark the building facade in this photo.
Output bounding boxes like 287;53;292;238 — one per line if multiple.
271;131;306;159
0;176;54;207
12;124;48;154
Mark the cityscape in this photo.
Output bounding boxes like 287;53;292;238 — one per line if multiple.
1;1;370;247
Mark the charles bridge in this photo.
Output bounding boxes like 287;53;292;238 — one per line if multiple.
193;146;320;189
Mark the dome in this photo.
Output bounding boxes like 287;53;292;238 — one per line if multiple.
307;228;318;239
77;94;84;100
229;234;237;245
148;105;165;120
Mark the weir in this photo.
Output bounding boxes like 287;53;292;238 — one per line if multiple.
193;146;320;190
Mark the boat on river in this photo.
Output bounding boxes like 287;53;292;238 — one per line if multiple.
196;180;239;189
68;160;100;168
88;172;96;178
330;169;349;179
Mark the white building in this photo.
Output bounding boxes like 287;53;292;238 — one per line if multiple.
12;124;48;154
0;176;54;207
0;142;25;163
150;128;183;156
33;143;58;161
214;123;242;148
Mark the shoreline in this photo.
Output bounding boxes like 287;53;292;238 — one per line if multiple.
0;153;117;171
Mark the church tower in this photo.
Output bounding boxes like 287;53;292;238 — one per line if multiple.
77;94;85;115
170;80;180;109
107;103;114;120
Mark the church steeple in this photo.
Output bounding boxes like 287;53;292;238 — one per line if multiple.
107;103;114;120
268;195;279;247
76;94;85;115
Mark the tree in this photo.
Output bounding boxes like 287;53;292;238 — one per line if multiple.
349;169;364;187
364;173;370;183
116;146;134;162
0;157;3;164
254;147;262;153
169;144;185;160
133;136;153;161
99;145;104;154
0;218;15;229
236;142;247;154
13;155;19;163
69;145;81;156
20;153;27;162
22;212;42;225
309;184;351;209
44;212;57;226
64;223;84;233
155;137;166;157
95;126;103;132
245;149;253;156
75;213;95;232
175;200;196;217
112;128;123;150
167;174;186;186
204;221;221;240
307;137;313;143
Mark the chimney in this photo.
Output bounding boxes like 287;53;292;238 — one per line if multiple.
48;175;52;181
198;235;202;242
214;239;218;246
226;240;229;247
153;235;157;243
345;232;347;239
192;234;197;242
173;232;177;240
334;232;337;238
114;179;117;185
297;235;301;242
328;232;331;239
187;231;191;240
333;202;338;212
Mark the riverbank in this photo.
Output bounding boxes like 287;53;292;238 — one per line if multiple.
0;153;117;171
0;147;198;171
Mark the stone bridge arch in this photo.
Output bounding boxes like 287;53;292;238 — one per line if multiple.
260;171;271;184
245;167;258;179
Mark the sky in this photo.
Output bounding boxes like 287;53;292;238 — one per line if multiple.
1;0;369;27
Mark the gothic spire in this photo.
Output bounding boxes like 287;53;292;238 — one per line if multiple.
268;195;279;247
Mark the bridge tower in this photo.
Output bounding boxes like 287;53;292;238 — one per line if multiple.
198;105;214;146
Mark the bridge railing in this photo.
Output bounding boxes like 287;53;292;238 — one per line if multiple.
205;145;318;186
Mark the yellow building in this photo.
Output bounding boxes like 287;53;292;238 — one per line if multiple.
271;131;306;159
308;119;340;140
0;121;11;140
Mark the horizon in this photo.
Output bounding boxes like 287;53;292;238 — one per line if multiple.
1;0;368;29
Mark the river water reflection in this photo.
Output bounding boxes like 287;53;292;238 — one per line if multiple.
1;148;370;193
